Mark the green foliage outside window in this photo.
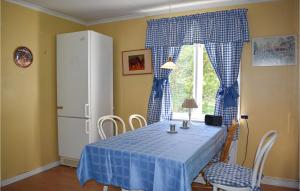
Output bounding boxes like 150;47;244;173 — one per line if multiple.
169;45;219;115
202;48;219;114
170;46;194;113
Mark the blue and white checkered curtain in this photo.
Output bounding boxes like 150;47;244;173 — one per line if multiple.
205;42;244;140
146;9;249;127
146;46;181;124
146;9;249;47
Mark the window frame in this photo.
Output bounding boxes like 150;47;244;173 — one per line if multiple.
172;44;241;122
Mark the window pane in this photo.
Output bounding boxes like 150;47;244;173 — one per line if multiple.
202;48;219;114
170;45;219;121
169;45;194;113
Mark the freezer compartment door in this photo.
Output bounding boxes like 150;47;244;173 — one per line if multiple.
57;31;90;118
58;117;90;159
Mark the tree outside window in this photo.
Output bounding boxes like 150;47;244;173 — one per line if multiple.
170;44;219;120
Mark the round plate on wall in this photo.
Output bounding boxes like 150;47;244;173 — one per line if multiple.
14;46;33;68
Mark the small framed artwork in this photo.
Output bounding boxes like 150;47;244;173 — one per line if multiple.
14;46;33;68
252;35;297;66
122;49;152;75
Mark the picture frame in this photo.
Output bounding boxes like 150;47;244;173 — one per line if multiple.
252;35;297;66
122;49;152;75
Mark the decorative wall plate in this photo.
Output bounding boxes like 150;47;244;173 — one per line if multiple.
14;46;33;68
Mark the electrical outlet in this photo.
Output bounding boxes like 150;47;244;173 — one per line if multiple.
241;114;248;119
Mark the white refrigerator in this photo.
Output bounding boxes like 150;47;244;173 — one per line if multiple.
56;30;113;166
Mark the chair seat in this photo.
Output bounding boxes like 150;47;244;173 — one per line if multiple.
204;131;277;191
204;162;253;188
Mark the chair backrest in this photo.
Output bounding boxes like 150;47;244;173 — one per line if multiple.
128;114;147;130
219;120;239;162
97;115;126;140
251;130;277;188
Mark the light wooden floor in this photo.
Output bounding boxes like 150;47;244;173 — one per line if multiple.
2;166;299;191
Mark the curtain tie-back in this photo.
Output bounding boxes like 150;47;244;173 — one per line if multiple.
219;81;239;108
153;77;168;99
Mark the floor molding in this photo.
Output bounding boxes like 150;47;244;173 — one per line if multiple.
262;176;299;189
1;161;60;187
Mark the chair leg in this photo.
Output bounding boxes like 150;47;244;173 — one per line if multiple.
103;185;108;191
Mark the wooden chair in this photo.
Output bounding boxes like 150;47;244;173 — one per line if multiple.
207;120;239;163
204;130;277;191
219;120;239;162
193;120;239;189
128;114;147;131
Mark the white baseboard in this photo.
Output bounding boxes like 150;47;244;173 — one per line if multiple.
1;161;60;187
262;176;299;189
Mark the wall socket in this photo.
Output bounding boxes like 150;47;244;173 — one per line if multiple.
241;114;249;119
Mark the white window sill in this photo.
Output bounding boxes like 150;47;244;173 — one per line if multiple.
172;112;204;122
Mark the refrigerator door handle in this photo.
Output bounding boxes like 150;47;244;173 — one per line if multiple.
85;104;90;118
85;120;89;134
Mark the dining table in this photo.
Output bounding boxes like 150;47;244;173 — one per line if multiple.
77;120;227;191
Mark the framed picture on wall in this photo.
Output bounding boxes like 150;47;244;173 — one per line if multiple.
122;49;152;75
252;35;297;66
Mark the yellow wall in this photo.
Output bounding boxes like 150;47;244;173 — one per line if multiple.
298;0;300;182
90;0;299;180
1;2;85;179
237;0;298;181
0;0;2;181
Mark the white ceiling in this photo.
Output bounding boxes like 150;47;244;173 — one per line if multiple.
22;0;202;21
6;0;273;25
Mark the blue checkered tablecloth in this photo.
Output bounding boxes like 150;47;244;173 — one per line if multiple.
77;121;226;191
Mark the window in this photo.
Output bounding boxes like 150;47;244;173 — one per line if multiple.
170;44;219;121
